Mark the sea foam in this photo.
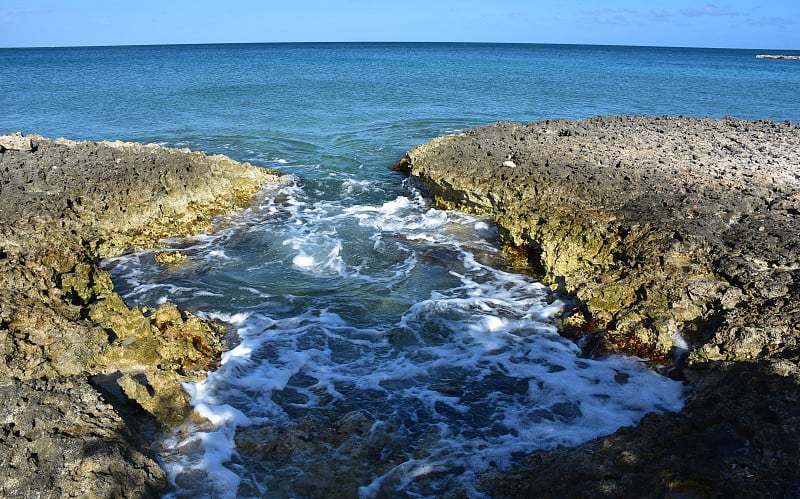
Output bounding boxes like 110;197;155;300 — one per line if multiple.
108;180;685;498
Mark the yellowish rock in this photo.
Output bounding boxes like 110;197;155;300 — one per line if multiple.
154;250;188;264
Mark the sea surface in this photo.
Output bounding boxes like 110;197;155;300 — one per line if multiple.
2;43;799;498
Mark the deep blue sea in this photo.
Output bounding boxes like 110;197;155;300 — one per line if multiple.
2;43;799;498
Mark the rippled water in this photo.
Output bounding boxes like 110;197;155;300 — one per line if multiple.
3;42;798;497
104;179;685;497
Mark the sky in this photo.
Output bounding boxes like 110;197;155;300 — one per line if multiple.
1;1;798;50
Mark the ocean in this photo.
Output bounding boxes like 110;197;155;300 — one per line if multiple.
2;43;799;498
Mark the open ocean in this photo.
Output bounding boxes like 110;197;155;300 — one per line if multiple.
2;43;799;498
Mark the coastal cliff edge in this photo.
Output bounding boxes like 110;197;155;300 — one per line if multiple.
0;133;285;497
396;116;800;497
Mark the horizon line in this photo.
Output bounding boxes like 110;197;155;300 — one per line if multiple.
2;40;798;52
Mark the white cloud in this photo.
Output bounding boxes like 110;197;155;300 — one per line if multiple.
745;16;796;26
681;4;739;17
649;9;671;20
582;8;639;25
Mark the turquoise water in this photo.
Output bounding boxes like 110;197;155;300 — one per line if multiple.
2;43;799;497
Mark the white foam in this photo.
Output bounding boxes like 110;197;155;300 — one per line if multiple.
161;428;242;499
292;252;316;269
192;402;252;427
220;342;252;365
672;332;689;352
108;177;685;497
286;234;345;275
203;311;252;326
207;249;231;261
341;178;383;197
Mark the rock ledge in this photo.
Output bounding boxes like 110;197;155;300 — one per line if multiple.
397;116;800;497
0;133;285;497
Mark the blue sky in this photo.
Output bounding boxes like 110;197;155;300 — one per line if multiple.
1;1;798;49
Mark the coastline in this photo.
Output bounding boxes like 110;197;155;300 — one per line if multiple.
0;133;285;497
396;116;800;496
3;115;799;496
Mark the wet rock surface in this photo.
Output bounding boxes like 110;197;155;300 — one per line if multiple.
0;133;284;497
398;116;800;497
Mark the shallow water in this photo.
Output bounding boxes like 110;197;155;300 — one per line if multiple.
3;42;798;497
105;179;684;497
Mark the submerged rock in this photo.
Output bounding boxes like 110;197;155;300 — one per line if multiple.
0;133;285;496
397;116;800;496
154;250;188;264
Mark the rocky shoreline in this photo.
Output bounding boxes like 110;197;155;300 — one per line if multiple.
395;116;800;497
3;117;798;497
0;133;285;497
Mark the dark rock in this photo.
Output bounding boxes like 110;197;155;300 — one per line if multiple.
0;377;166;498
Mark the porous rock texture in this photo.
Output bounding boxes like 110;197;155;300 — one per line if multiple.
397;116;800;497
0;133;284;498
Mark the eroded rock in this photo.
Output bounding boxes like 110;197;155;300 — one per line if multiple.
0;131;32;152
397;116;800;496
400;117;800;363
0;133;285;496
0;377;166;498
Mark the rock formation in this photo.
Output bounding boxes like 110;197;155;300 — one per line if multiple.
0;133;285;497
395;116;800;497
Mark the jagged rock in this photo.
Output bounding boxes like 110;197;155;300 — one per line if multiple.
0;132;32;152
0;377;166;498
154;250;188;264
400;117;800;362
397;116;800;497
0;133;286;496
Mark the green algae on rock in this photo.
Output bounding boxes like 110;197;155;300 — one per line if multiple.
0;133;286;497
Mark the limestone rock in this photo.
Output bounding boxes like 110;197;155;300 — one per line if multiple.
398;116;800;497
401;117;800;363
0;133;285;496
0;377;166;498
117;369;193;427
0;132;33;152
154;250;188;264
